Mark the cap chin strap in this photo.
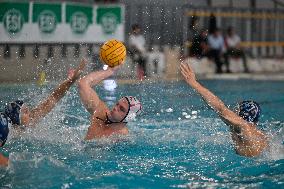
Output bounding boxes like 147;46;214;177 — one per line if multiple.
106;113;128;124
119;97;131;123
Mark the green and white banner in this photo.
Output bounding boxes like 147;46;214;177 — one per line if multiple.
33;3;62;34
66;4;92;34
0;2;29;35
97;7;122;35
0;2;125;43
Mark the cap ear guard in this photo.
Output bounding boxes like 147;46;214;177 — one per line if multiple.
4;100;24;125
121;96;142;122
124;112;137;122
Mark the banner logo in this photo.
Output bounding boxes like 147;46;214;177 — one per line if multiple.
3;9;24;34
71;12;88;34
38;10;56;33
101;12;117;34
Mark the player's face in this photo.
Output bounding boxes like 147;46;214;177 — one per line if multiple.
109;98;129;122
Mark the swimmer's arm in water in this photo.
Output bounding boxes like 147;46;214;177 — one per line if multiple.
0;153;8;166
78;65;121;114
29;59;87;125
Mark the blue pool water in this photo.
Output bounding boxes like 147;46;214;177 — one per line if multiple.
0;79;283;189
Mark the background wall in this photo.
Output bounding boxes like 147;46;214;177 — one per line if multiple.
1;0;284;82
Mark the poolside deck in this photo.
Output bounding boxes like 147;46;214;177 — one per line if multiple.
115;72;284;85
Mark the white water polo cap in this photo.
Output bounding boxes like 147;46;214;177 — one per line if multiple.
122;96;142;122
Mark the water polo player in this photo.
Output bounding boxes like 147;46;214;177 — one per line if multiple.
78;65;142;140
180;62;267;157
0;59;86;166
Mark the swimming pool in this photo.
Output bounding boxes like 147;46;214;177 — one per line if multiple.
0;79;283;189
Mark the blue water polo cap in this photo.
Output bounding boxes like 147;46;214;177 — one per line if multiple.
0;113;10;146
238;101;261;123
4;100;24;125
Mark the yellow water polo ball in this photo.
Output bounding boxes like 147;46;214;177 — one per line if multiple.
100;39;127;67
